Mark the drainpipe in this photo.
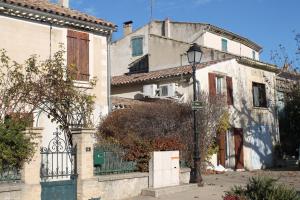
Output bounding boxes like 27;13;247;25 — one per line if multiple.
107;33;113;113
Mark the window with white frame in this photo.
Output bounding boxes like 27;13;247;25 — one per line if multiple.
216;76;225;94
252;82;267;108
158;83;176;97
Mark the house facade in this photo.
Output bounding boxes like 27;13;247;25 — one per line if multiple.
111;19;262;76
0;0;116;145
111;56;283;171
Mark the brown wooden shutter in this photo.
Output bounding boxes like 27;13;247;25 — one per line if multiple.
234;128;244;169
226;76;233;105
208;73;216;96
67;30;89;81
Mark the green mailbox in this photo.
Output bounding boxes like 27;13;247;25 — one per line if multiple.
94;149;105;166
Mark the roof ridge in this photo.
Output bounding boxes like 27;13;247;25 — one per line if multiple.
112;58;234;86
0;0;116;31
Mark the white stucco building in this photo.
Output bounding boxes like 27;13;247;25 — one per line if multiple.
111;56;286;170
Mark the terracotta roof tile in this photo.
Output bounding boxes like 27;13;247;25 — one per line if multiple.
0;0;115;28
112;58;233;86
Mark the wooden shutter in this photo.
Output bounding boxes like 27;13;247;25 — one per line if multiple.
234;128;244;169
78;36;89;81
226;76;233;105
131;37;143;56
67;30;89;81
208;73;216;96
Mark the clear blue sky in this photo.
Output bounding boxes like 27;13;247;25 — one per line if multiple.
70;0;300;65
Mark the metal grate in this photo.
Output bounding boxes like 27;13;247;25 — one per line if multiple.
0;168;21;182
94;145;137;175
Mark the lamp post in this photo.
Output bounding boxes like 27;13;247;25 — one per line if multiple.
187;43;203;185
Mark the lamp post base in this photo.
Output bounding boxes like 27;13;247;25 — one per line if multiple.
190;164;203;186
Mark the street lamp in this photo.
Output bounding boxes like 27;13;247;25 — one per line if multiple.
187;43;203;185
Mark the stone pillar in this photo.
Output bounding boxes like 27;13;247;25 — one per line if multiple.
21;127;43;200
72;128;96;200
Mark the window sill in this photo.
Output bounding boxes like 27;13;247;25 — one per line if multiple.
73;80;93;89
252;106;269;110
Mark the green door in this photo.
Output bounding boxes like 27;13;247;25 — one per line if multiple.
41;179;77;200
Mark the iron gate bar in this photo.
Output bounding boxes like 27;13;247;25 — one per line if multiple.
40;129;77;180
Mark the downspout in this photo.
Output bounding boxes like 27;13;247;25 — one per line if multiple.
273;74;280;144
107;32;113;113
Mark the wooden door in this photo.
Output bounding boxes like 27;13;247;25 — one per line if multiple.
234;128;244;169
217;131;226;166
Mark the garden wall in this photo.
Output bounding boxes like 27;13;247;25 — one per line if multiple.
0;182;23;200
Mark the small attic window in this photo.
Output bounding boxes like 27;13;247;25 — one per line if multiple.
131;37;143;57
222;38;228;52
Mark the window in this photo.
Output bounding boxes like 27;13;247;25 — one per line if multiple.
67;30;89;81
252;51;256;60
159;83;176;97
131;37;143;57
252;82;267;107
128;55;149;74
216;76;224;94
222;39;228;52
160;85;168;96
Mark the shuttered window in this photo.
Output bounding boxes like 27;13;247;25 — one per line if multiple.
67;30;89;81
131;37;143;57
209;73;234;106
226;76;234;105
252;82;267;107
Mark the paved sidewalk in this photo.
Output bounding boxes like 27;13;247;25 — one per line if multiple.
126;185;229;200
125;169;300;200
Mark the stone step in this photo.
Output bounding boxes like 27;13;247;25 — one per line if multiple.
141;184;198;197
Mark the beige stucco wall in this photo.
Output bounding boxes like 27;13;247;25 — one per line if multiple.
202;31;259;60
148;35;190;71
148;35;233;72
111;25;150;76
0;15;109;143
0;16;63;62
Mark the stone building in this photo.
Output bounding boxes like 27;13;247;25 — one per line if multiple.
111;19;262;76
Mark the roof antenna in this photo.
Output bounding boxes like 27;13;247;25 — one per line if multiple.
150;0;154;21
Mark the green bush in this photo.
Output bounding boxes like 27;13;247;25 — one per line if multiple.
0;118;34;171
225;177;300;200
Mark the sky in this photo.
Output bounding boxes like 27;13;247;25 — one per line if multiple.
69;0;300;65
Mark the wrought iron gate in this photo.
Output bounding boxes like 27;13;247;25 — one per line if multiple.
40;129;77;200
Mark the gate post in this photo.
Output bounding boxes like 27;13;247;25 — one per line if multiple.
21;127;44;200
72;128;96;200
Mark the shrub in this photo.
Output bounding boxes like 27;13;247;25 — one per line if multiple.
225;176;300;200
98;95;227;172
0;118;34;171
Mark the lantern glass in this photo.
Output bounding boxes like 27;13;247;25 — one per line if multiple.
187;43;203;64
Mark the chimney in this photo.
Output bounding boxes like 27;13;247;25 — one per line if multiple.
123;21;133;36
163;18;171;38
58;0;69;8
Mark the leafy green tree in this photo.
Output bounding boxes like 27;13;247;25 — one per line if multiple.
279;85;300;156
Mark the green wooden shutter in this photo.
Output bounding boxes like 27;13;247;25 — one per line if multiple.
222;39;228;52
132;37;143;56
